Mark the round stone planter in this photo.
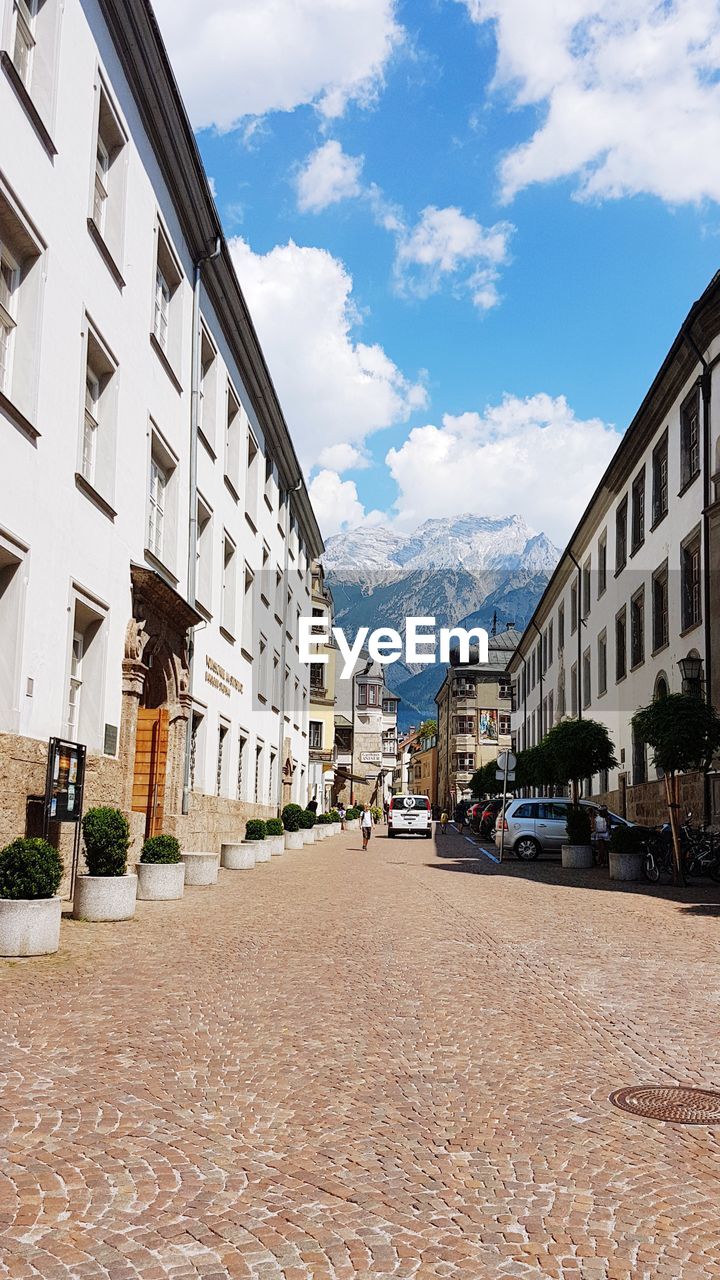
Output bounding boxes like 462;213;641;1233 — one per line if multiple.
331;822;341;837
221;843;256;870
267;835;285;856
254;839;272;863
136;861;185;901
609;849;644;881
285;830;304;850
73;873;137;922
561;843;594;870
0;896;62;957
302;828;316;845
315;825;328;840
181;851;219;886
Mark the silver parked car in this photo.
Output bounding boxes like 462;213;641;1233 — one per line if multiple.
495;796;632;860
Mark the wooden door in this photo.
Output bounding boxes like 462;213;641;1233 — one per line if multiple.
132;708;169;838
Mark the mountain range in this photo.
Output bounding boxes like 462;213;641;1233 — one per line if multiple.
323;514;560;730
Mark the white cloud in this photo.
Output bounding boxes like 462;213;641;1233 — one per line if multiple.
317;442;370;471
152;0;404;131
461;0;720;204
385;393;620;545
308;470;385;537
229;237;426;468
393;205;514;308
296;140;364;213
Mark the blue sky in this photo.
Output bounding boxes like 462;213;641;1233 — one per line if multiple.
154;0;720;546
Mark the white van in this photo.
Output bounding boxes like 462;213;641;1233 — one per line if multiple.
388;794;432;838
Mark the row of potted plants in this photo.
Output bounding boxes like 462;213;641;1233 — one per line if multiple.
0;802;345;959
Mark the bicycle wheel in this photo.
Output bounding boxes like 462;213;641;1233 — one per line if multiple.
643;853;660;884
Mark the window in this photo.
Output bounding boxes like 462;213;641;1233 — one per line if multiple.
65;591;107;749
152;224;182;374
582;648;591;709
11;0;36;90
570;580;578;634
652;432;668;525
547;690;554;729
558;603;565;650
454;716;475;734
582;559;591;618
0;180;45;424
89;84;127;271
264;451;277;511
570;662;578;716
216;721;229;796
245;431;259;528
236;731;247;799
310;662;325;693
224;382;241;495
598;531;607;597
357;682;380;708
454;753;475;772
257;635;267;702
8;0;62;134
189;709;204;791
0;531;27;727
197;326;216;448
680;391;700;490
79;324;118;504
547;621;554;668
499;712;511;735
652;562;669;652
681;531;701;630
254;743;263;803
631;468;645;553
269;751;276;803
309;720;323;750
615;497;628;573
221;535;237;636
597;629;607;697
630;588;645;668
616;607;627;681
241;564;254;654
196;496;213;614
632;725;647;786
146;428;177;571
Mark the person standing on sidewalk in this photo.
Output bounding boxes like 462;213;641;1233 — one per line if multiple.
360;805;373;850
338;802;346;830
440;809;448;834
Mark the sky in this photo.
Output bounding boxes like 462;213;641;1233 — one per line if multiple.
152;0;720;547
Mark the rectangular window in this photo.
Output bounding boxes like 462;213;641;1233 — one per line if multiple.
0;247;19;395
570;580;578;634
154;266;170;351
189;709;204;791
571;662;578;717
254;743;262;803
148;455;167;560
257;634;267;702
597;629;607;696
681;391;700;490
146;428;177;571
630;587;645;668
499;712;511;736
11;0;36;90
236;731;247;799
453;716;475;734
216;721;229;796
196;496;213;614
615;497;628;573
652;432;669;525
90;84;127;270
598;531;607;597
221;535;237;636
65;592;107;749
582;647;591;708
616;607;627;682
309;720;323;750
558;603;565;650
547;620;554;667
681;531;702;630
310;662;325;693
582;559;591;618
652;562;669;652
152;224;182;373
0;181;45;424
79;324;118;503
224;382;241;495
245;431;259;528
631;468;645;552
197;326;216;448
241;564;254;654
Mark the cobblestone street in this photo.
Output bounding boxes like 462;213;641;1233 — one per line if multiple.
1;825;720;1280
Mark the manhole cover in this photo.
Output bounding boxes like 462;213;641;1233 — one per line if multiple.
609;1085;720;1125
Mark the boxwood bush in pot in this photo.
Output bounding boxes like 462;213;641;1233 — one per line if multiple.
245;818;272;862
300;807;317;843
0;837;64;957
282;803;305;849
74;807;137;922
608;824;646;882
245;819;267;841
137;834;185;902
265;816;285;855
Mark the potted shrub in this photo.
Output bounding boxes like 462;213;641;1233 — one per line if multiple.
562;804;594;868
74;808;136;922
136;835;185;901
266;817;285;856
300;807;317;844
222;818;266;870
327;809;341;836
282;804;305;850
608;825;645;882
0;838;64;957
544;719;617;870
315;812;330;840
248;818;271;863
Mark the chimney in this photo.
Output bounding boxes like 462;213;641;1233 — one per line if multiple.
506;621;515;630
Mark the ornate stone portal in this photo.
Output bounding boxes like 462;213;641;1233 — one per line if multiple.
119;567;200;835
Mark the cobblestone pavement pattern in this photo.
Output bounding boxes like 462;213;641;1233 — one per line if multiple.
2;825;720;1280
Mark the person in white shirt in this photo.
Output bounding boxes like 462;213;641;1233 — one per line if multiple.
593;806;610;865
360;804;373;850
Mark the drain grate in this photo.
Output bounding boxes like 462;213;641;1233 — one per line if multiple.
610;1085;720;1125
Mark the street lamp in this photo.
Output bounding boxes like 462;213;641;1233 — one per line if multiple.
678;654;703;695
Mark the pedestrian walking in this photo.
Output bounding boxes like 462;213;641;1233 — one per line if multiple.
454;803;464;833
306;797;318;814
360;804;373;850
440;809;448;834
338;802;346;830
593;805;610;865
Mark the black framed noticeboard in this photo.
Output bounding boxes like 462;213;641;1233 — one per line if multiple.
44;738;86;823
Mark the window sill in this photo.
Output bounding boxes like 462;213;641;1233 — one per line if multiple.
240;647;253;663
0;390;40;442
198;428;216;460
614;563;626;579
245;511;258;534
629;539;644;559
75;471;117;520
257;693;267;706
678;472;700;500
264;494;273;512
630;659;645;673
597;585;607;601
219;625;236;645
143;547;179;586
0;53;57;157
650;510;668;534
615;672;627;685
597;686;607;699
195;599;212;624
680;620;702;638
224;474;240;503
651;640;669;657
149;332;183;393
86;219;125;289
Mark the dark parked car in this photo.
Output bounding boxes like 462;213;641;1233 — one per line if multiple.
479;798;504;838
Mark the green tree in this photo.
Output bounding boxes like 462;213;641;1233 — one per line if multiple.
417;718;437;741
515;742;558;793
469;761;499;799
632;693;720;886
543;718;618;808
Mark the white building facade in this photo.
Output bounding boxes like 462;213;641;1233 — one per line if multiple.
509;275;720;825
0;0;322;868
